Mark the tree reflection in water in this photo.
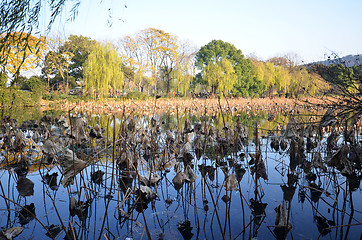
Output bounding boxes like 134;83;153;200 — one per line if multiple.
0;110;361;239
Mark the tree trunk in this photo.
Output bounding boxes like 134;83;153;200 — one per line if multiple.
166;74;170;95
46;73;50;90
166;68;172;95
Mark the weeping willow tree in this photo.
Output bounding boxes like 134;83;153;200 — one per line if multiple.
203;58;237;94
83;43;124;98
173;66;193;96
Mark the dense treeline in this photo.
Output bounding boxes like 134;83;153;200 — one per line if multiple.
2;28;361;102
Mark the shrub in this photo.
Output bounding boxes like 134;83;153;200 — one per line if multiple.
126;91;149;100
23;76;45;92
0;87;38;107
42;92;84;102
0;72;7;87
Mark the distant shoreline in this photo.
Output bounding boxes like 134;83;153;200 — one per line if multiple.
42;97;323;116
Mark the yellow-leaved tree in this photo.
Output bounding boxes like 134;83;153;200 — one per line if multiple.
119;28;179;95
0;32;46;83
119;36;148;92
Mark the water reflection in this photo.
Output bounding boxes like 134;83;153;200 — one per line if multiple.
0;109;361;239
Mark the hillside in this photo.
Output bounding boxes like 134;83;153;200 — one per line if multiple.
309;54;362;67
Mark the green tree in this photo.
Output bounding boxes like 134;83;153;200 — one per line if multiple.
22;75;45;95
234;58;264;97
195;40;255;96
203;61;220;94
41;35;95;92
263;62;276;89
262;55;324;97
59;35;97;82
42;50;74;90
83;43;124;98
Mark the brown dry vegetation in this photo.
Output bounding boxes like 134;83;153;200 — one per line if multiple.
42;97;324;116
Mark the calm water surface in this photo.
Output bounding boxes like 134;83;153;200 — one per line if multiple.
0;108;360;240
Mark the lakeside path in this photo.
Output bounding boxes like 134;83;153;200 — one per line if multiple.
42;97;322;116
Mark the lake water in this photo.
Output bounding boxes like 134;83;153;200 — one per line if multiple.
0;108;361;239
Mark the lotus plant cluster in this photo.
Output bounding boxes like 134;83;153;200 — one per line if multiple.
0;108;360;239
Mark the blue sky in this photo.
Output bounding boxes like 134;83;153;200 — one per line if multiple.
44;0;362;63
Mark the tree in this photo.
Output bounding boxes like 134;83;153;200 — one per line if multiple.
83;43;124;98
203;61;219;94
0;1;54;67
263;62;276;89
264;55;326;97
287;67;326;97
59;35;97;82
309;61;361;118
303;53;362;121
203;59;237;94
268;57;290;69
0;1;81;36
118;36;147;92
22;75;45;94
173;41;197;96
138;28;178;94
119;28;179;95
10;76;27;88
120;64;135;90
40;35;96;92
42;50;74;90
195;40;255;96
234;58;263;97
0;32;46;82
0;0;121;71
274;65;291;93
